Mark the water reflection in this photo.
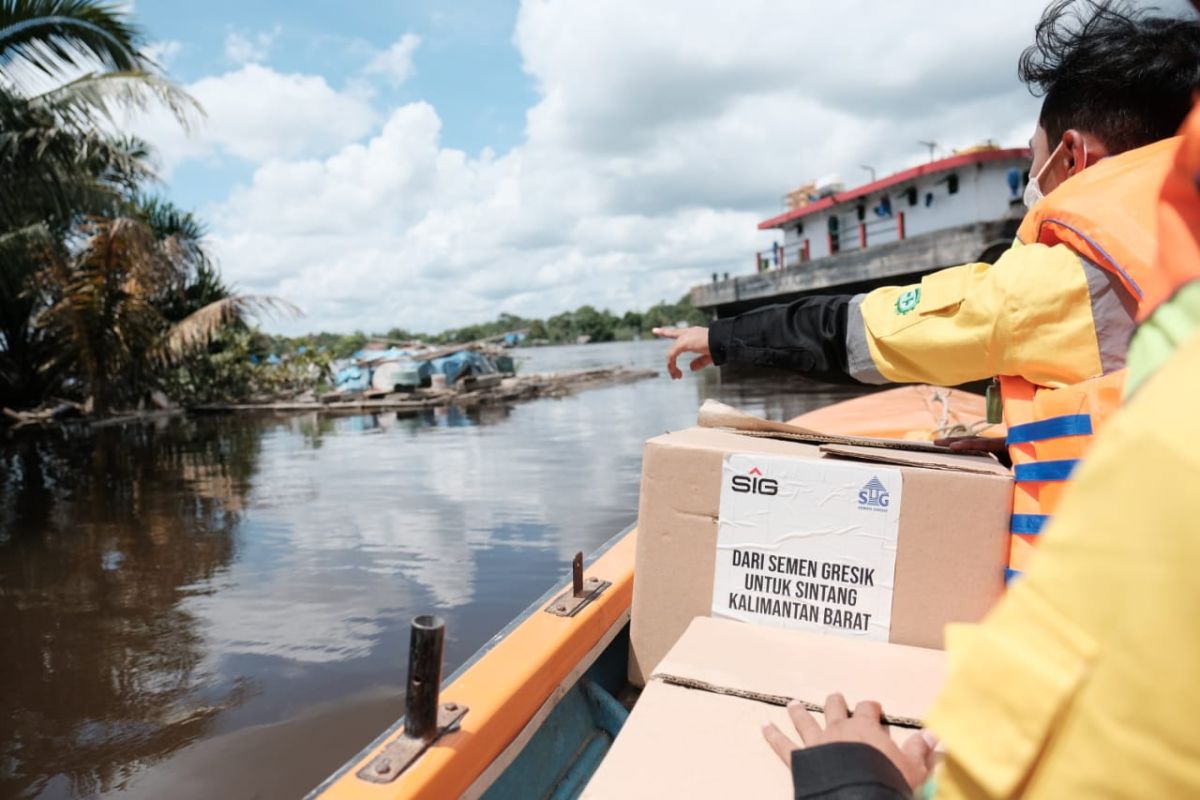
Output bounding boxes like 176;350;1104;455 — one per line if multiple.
0;341;873;799
0;420;262;798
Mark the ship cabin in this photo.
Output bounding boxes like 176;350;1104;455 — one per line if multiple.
693;145;1033;318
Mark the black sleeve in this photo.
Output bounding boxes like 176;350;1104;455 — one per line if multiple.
791;742;913;800
707;295;860;384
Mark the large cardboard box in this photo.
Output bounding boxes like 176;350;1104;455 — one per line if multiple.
585;617;946;799
629;426;1010;686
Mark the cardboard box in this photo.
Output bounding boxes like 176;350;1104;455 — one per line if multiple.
585;617;946;799
629;426;1010;686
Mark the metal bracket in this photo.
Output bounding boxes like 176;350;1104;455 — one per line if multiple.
545;552;610;617
357;701;469;783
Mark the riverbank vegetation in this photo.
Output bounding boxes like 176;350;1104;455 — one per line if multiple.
0;0;287;416
265;296;710;360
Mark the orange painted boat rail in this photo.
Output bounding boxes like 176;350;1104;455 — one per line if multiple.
310;526;638;800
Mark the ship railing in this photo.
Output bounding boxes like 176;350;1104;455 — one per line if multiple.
753;211;908;273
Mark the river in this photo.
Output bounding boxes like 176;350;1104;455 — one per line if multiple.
0;340;871;799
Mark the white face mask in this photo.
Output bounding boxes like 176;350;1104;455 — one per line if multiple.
1023;175;1043;209
1024;139;1087;209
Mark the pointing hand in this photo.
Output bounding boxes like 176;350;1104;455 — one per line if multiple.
652;326;712;379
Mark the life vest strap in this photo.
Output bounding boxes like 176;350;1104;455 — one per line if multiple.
1010;513;1049;534
1006;413;1093;445
1014;459;1080;482
1005;567;1024;583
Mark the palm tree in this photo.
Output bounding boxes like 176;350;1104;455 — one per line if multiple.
0;0;186;409
1;1;294;414
34;198;298;413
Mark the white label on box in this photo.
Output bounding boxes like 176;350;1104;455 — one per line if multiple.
711;453;902;641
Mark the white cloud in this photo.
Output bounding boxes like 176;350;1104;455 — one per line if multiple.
134;64;378;171
224;25;281;65
363;33;422;87
145;39;182;68
142;0;1062;333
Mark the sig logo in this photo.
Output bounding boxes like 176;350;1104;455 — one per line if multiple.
857;476;890;510
731;466;778;496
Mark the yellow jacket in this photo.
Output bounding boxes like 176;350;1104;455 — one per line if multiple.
847;241;1135;389
926;327;1200;797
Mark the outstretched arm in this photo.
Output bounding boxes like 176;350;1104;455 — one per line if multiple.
653;294;858;384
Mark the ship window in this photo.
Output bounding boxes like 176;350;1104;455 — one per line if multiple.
856;204;866;221
796;221;804;234
906;187;918;206
947;174;959;194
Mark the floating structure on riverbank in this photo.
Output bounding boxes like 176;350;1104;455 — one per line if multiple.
2;367;655;429
330;339;516;395
193;366;657;416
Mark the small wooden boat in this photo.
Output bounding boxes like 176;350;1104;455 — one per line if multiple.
309;386;996;799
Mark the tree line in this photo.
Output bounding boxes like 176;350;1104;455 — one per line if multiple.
264;296;710;360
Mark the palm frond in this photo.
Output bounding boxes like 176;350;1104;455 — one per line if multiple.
0;219;51;247
0;91;153;226
159;295;302;362
31;69;201;130
135;194;207;244
0;0;143;90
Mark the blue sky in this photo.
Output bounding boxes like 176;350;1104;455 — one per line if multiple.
136;0;536;212
121;1;1076;335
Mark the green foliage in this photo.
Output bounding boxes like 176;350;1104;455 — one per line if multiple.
433;311;536;345
261;331;368;360
435;296;706;346
265;294;711;356
162;329;332;404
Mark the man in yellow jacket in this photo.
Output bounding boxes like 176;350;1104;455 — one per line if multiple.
763;89;1200;800
657;1;1200;575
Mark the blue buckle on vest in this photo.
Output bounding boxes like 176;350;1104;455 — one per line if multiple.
1006;414;1092;445
1005;567;1023;583
1014;459;1080;482
1010;513;1048;534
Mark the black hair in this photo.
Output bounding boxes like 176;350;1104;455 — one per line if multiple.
1018;0;1200;152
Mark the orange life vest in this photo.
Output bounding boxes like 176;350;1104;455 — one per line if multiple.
1002;136;1179;577
1145;108;1200;320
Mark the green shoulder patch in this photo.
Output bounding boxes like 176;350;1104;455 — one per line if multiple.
894;287;921;316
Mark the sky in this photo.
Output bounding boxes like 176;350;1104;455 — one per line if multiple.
124;0;1186;335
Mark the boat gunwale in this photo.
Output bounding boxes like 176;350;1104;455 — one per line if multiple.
307;522;637;799
445;522;635;686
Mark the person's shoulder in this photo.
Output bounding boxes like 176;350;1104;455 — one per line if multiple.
992;241;1080;271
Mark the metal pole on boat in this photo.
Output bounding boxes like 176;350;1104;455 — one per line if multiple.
357;614;467;782
404;614;444;741
572;552;584;597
